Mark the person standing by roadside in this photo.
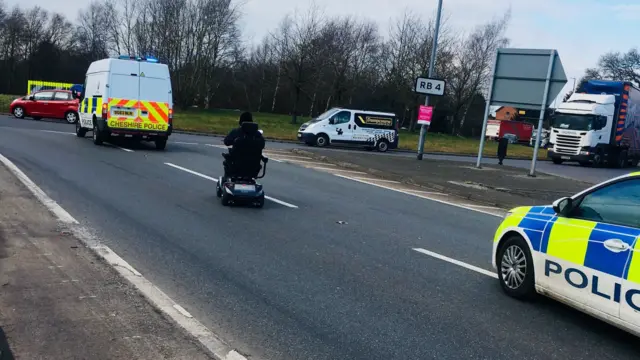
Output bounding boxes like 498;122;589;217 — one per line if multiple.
497;136;509;165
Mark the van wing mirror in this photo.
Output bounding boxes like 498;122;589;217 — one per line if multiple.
328;118;335;125
552;197;573;216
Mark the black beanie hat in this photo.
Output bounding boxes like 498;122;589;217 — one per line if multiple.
239;112;253;125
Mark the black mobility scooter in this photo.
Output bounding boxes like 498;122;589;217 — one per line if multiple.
216;122;269;208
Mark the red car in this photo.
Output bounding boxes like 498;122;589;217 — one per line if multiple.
10;90;79;124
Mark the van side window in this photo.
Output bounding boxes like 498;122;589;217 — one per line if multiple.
572;179;640;228
331;111;351;125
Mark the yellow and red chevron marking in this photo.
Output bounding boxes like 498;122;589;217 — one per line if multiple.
106;98;170;132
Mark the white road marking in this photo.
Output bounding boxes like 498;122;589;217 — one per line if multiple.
404;189;449;196
173;141;199;145
413;248;498;279
281;159;335;165
334;174;504;218
164;163;298;209
105;142;134;152
40;130;74;135
0;152;247;360
468;204;502;210
205;144;228;149
350;177;400;184
173;304;193;318
308;167;367;174
265;154;313;160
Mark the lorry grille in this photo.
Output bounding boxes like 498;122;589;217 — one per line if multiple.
554;134;581;155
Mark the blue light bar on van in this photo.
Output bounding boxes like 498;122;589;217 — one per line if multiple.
117;54;160;63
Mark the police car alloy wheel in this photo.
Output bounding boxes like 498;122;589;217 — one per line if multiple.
497;235;535;299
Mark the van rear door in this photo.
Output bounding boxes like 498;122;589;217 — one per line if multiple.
138;62;172;132
108;59;140;124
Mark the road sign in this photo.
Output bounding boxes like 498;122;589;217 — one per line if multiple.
415;77;445;96
488;48;567;110
417;105;433;125
476;48;568;177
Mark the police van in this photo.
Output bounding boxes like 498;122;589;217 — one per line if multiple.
75;55;173;150
297;108;399;152
492;172;640;337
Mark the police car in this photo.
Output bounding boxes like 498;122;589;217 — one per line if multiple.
492;172;640;336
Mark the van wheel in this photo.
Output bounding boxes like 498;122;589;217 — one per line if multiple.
93;123;104;145
155;139;167;150
316;134;329;147
497;235;536;300
376;139;389;152
65;111;78;124
76;121;87;138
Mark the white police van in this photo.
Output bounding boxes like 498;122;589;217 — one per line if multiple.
297;108;399;152
492;171;640;337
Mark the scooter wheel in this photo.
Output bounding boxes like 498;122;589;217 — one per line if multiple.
216;185;222;198
221;193;231;206
254;196;265;208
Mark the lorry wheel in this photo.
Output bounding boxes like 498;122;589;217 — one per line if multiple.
92;123;104;145
316;134;329;147
592;152;604;168
552;158;563;165
155;139;167;150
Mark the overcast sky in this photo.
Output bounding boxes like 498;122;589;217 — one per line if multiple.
6;0;639;101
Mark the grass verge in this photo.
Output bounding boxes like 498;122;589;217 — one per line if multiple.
174;109;546;159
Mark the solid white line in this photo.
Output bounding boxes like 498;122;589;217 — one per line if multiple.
0;152;246;360
351;177;400;184
413;248;498;279
40;130;75;135
468;204;502;210
309;167;367;174
0;153;78;224
264;154;313;160
105;142;134;152
173;304;193;318
333;174;503;218
404;189;448;196
283;159;334;165
164;163;298;209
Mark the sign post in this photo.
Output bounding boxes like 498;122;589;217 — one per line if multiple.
475;48;567;176
415;0;444;160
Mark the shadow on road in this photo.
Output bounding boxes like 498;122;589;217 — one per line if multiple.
0;326;14;360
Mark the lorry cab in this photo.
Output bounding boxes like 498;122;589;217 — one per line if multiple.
76;55;173;150
297;108;399;152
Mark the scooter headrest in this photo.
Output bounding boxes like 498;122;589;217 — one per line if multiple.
241;122;259;133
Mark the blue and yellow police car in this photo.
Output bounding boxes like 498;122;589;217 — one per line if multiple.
492;172;640;336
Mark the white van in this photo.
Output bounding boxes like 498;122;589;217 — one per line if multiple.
75;55;173;150
297;108;399;152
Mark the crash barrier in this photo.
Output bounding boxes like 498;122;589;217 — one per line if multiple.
27;80;78;95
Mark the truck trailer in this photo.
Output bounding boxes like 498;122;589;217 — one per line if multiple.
547;80;640;168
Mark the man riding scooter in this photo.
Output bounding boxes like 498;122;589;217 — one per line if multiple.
221;112;265;183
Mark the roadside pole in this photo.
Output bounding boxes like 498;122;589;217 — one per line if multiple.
475;51;499;168
417;0;443;160
529;50;556;177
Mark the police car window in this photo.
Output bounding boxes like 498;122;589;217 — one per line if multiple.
332;111;351;124
54;92;70;100
573;179;640;228
34;92;54;100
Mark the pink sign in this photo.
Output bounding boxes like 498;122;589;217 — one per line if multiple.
417;105;433;125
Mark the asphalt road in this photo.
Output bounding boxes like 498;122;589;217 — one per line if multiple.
1;115;639;359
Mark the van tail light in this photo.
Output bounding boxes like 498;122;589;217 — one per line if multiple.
102;103;108;119
168;108;173;126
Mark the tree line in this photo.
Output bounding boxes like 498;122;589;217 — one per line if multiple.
0;0;511;135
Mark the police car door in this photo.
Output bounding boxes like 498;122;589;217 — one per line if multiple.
328;110;353;144
541;178;640;319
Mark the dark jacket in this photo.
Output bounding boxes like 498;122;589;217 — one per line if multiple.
223;126;265;151
497;137;509;159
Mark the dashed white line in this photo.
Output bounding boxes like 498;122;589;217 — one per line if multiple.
0;152;246;360
413;248;498;279
308;167;367;174
164;163;298;208
333;174;504;218
40;130;75;135
105;142;134;152
173;141;200;145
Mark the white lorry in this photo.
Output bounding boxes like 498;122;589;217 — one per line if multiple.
548;80;640;168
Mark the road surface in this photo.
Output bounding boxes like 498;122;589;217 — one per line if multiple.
0;115;638;359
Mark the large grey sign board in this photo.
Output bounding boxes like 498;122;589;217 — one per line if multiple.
476;48;568;176
490;48;567;110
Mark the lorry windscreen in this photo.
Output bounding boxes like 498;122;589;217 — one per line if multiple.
551;113;597;131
